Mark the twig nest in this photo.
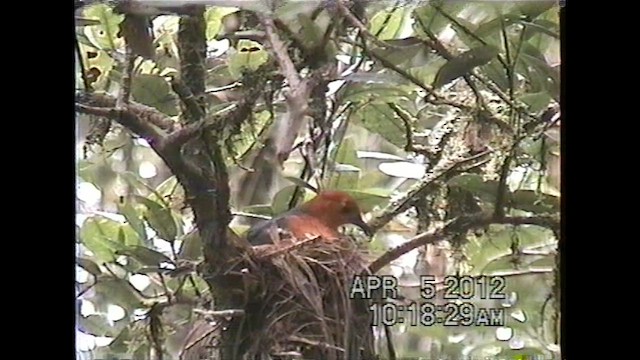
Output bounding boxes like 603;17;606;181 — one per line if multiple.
240;236;374;359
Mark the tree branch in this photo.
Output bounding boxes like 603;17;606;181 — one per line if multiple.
75;102;167;147
369;213;559;273
258;14;311;163
367;150;492;233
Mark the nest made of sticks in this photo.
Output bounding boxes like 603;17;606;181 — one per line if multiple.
237;235;375;360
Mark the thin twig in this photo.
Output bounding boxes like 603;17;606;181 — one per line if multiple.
369;213;559;273
334;0;401;49
367;150;492;233
192;308;245;318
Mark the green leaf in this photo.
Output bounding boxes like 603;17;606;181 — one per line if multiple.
83;4;124;50
154;175;181;199
297;13;323;49
482;59;510;92
370;44;428;68
80;216;127;262
117;224;143;247
519;92;552;113
80;314;115;337
433;45;500;88
352;103;406;148
521;19;560;40
369;7;411;40
204;7;239;41
327;164;360;190
228;40;269;79
131;74;179;116
121;172;168;206
77;257;102;276
117;201;146;243
526;254;555;268
514;1;556;19
414;2;468;37
344;188;392;213
383;37;423;47
510;190;559;213
241;205;274;217
272;185;300;214
475;14;523;40
275;1;317;22
343;83;411;103
481;255;518;273
116;246;173;267
75;17;101;27
134;196;178;242
284;176;318;193
178;230;203;260
94;277;142;311
334;137;359;168
448;174;500;203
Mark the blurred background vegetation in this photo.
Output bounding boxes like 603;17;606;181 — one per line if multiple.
75;0;561;359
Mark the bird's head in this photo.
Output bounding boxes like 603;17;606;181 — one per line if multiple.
300;190;374;237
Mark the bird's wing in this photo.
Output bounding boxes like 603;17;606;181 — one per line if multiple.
247;212;340;245
276;213;341;242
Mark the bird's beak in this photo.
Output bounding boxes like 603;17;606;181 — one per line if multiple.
350;214;374;237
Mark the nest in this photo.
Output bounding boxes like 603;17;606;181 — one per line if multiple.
236;235;375;359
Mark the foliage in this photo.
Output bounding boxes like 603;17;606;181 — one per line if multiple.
75;1;560;359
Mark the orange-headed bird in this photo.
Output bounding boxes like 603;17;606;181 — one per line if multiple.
247;190;373;245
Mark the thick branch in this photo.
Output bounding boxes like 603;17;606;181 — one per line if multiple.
369;213;560;273
75;102;167;147
76;92;176;132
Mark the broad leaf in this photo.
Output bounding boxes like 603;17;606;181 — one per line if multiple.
83;4;124;50
228;40;269;79
327;164;360;190
131;74;179;116
94;277;142;311
284;176;319;193
80;314;115;337
343;83;411;104
272;185;300;214
204;7;239;41
433;45;500;89
134;196;178;242
519;92;552;113
344;188;392;213
510;190;559;213
81;216;127;262
116;246;173;267
352;103;406;148
77;257;102;276
117;201;146;243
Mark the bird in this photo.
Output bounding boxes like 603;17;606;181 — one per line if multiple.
246;190;374;245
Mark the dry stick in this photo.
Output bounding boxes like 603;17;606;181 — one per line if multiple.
193;309;245;318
